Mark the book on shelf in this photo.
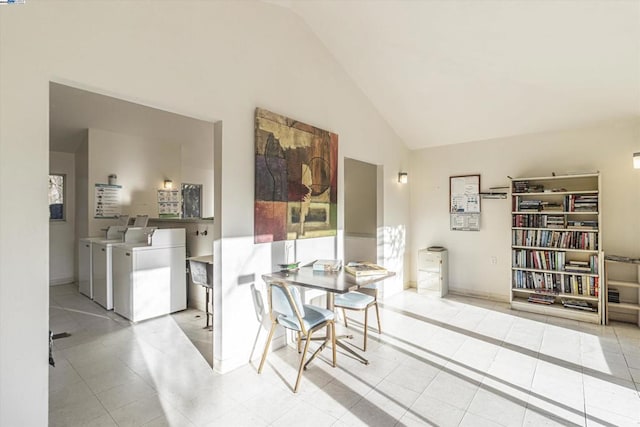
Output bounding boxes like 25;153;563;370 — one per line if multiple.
312;259;342;272
344;262;387;277
604;254;640;263
564;264;591;273
560;298;597;312
608;288;620;303
528;294;555;304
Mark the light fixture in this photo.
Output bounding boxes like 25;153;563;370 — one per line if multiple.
634;153;640;169
163;179;173;189
398;172;408;184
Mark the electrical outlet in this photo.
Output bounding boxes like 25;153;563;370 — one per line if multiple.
491;256;498;265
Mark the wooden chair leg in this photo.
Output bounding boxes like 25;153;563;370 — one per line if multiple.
330;321;337;367
258;322;277;374
363;306;369;352
294;333;313;393
204;288;211;329
374;301;381;334
297;331;302;353
342;308;348;327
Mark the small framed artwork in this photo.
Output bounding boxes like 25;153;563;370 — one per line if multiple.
182;183;202;218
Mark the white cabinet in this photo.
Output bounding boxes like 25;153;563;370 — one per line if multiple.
417;248;448;297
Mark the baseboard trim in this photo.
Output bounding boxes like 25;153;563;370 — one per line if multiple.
50;278;74;286
407;281;508;303
448;288;509;303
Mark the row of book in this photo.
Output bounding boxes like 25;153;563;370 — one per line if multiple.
513;195;598;213
515;199;562;212
512;270;599;296
512;229;598;250
512;214;598;230
513;249;565;271
565;194;598;212
512;250;598;273
512;181;544;193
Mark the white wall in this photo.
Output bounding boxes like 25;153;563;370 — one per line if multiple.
49;151;76;285
181;141;215;218
87;128;182;236
344;158;378;263
0;2;411;423
410;119;640;300
75;134;89;281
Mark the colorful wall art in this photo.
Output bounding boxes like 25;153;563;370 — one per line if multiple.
255;108;338;243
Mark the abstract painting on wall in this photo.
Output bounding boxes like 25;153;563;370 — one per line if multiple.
255;108;338;243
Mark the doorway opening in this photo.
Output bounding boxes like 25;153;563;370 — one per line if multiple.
49;82;220;367
343;157;382;264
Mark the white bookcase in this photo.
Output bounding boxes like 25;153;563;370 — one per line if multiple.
510;173;603;324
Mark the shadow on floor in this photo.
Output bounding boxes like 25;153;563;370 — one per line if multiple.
171;309;214;367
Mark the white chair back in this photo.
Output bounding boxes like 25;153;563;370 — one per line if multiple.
189;260;209;287
270;282;305;318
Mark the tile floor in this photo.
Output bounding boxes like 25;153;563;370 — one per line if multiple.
49;284;640;426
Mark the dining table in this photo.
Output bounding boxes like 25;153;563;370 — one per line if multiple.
262;264;395;366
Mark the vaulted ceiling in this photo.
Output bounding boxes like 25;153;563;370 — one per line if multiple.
273;1;640;149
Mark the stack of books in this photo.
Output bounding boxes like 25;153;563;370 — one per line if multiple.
561;298;597;312
344;262;388;277
608;288;620;303
564;260;592;273
312;259;342;272
567;220;598;230
528;294;555;304
513;182;544;193
513;181;530;193
518;200;543;211
545;215;566;228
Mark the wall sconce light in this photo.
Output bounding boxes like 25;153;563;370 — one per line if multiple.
163;180;173;189
634;153;640;169
398;172;408;184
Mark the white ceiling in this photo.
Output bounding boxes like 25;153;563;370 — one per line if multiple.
50;83;214;155
50;3;640;153
274;0;640;149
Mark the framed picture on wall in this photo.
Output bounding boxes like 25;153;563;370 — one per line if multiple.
182;183;202;218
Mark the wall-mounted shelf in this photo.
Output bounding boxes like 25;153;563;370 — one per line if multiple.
480;192;507;199
604;256;640;327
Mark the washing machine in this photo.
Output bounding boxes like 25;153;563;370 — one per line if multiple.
92;227;154;310
112;228;186;322
79;237;98;299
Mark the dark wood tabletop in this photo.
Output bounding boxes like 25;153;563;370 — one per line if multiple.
262;266;395;294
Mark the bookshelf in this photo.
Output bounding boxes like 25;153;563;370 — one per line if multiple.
510;173;603;324
604;256;640;327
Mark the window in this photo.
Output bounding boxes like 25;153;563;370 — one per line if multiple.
182;183;202;218
49;174;65;221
